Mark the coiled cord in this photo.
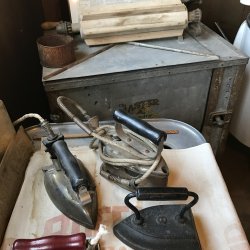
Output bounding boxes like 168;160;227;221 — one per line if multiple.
57;96;162;187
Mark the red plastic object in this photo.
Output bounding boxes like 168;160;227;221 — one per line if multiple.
12;233;86;250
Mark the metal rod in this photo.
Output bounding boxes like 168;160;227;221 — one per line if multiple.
214;22;229;42
128;41;216;57
43;44;114;80
124;192;142;222
165;130;179;135
179;191;199;218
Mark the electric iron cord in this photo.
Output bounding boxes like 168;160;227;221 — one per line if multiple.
98;146;155;165
57;96;162;187
57;96;158;159
13;113;45;126
67;118;161;186
91;125;157;162
90;125;162;185
91;125;157;152
90;125;157;160
98;143;161;186
13;114;57;140
12;112;160;186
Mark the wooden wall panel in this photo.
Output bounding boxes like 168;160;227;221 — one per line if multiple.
42;0;62;21
0;0;50;121
42;0;70;21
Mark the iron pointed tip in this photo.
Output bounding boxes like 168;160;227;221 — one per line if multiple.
81;211;97;230
87;223;96;230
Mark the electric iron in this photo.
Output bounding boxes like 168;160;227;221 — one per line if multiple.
113;187;201;250
57;96;169;191
13;114;98;229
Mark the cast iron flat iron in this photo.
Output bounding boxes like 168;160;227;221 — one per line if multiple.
113;187;201;250
57;96;169;191
13;114;98;229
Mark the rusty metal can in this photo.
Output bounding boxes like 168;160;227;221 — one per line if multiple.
37;35;75;68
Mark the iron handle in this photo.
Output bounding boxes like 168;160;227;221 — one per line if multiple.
125;187;199;223
13;233;86;250
182;0;202;4
46;137;90;191
113;110;166;145
136;187;189;201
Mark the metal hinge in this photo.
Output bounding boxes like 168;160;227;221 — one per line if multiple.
209;111;233;128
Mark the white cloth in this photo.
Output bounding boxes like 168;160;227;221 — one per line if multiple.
240;0;250;6
1;144;249;250
230;20;250;147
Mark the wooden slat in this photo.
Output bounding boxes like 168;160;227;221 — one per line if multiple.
0;101;15;161
84;24;185;39
83;0;181;13
83;11;187;31
85;29;184;46
83;2;185;20
81;0;187;45
0;127;34;244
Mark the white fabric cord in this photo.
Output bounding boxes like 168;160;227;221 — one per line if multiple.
89;224;108;245
13;113;45;126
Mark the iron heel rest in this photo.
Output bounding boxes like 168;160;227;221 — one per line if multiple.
57;96;169;191
42;121;98;229
113;187;201;250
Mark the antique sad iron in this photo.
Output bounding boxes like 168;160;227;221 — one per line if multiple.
57;96;169;191
14;114;98;229
113;187;201;250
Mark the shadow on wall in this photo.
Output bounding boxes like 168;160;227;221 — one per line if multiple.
202;0;250;42
0;0;50;121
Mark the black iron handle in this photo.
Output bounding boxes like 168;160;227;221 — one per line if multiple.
182;0;202;4
125;187;199;223
113;110;166;145
45;137;89;191
136;187;189;201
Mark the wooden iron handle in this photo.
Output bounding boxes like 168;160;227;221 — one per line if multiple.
13;233;86;250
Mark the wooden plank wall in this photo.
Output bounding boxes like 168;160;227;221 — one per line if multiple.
202;0;250;42
42;0;70;21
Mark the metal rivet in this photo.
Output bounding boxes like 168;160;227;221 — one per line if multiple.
156;216;167;224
